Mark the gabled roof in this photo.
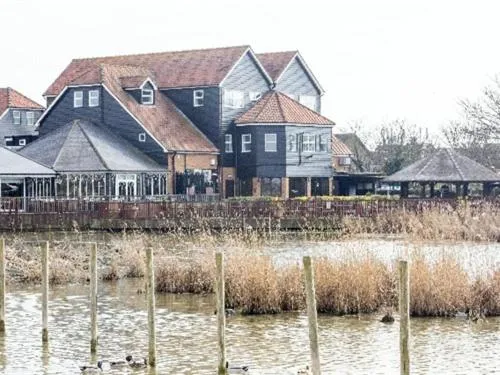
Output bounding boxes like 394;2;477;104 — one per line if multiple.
120;76;156;90
332;135;353;156
20;120;165;173
256;51;325;94
256;51;297;81
235;91;334;126
384;148;500;183
44;45;271;96
101;64;218;153
0;145;55;177
0;87;44;114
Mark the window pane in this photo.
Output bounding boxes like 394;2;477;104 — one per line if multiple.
224;90;244;108
242;134;251;152
287;134;296;152
225;134;233;153
26;112;34;126
141;89;154;104
89;90;99;107
193;90;204;107
302;134;315;152
74;91;83;108
13;111;21;124
265;133;277;152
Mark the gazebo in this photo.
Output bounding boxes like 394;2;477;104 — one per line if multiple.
20;120;166;199
0;145;56;210
383;148;500;198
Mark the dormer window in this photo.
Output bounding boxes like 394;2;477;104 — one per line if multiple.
141;89;154;105
13;110;21;125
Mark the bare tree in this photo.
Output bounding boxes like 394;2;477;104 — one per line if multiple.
443;78;500;169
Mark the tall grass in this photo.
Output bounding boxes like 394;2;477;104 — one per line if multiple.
155;252;499;317
343;203;500;241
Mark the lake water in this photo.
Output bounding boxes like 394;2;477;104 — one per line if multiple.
0;237;499;374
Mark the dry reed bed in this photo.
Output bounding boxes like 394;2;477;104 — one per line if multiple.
155;254;500;317
342;203;500;242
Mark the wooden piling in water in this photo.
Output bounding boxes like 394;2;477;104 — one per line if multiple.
215;252;226;375
90;243;98;354
303;256;321;375
41;241;49;342
0;238;5;333
399;260;410;375
146;247;156;367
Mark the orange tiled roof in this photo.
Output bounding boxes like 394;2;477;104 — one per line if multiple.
101;64;218;153
331;135;353;156
120;76;153;89
235;91;334;126
256;51;297;81
44;46;251;96
0;87;44;114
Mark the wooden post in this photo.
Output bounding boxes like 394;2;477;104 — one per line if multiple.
146;248;156;367
0;238;5;333
399;260;410;375
215;252;226;375
90;243;98;353
41;241;49;342
303;256;321;375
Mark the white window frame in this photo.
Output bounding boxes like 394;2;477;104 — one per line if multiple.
302;133;315;152
18;139;26;146
89;90;99;107
318;134;328;152
241;134;252;153
264;133;277;152
299;95;317;111
224;90;244;109
193;90;204;107
249;92;261;101
139;133;146;142
26;111;35;126
339;157;352;166
225;134;233;153
141;89;154;105
287;134;297;152
12;110;21;125
74;91;83;108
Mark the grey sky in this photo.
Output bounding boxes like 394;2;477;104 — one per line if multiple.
1;0;499;135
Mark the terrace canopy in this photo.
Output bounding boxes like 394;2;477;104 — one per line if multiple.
383;148;500;197
20;119;166;199
0;146;56;210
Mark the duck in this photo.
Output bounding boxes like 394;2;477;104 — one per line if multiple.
98;358;128;371
226;361;249;374
214;308;237;317
297;365;312;375
126;355;148;368
80;361;102;373
380;312;395;323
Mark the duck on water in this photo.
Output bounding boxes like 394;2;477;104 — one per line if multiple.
80;355;146;372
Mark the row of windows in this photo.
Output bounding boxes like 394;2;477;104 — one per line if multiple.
12;110;35;126
193;90;262;108
224;133;329;153
73;90;100;108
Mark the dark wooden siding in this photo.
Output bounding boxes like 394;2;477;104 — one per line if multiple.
39;86;166;165
39;86;104;136
235;125;286;179
221;52;271;167
0;108;42;146
275;58;321;113
102;90;165;165
285;125;333;177
163;87;220;147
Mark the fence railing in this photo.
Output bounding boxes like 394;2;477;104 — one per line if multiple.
1;196;498;220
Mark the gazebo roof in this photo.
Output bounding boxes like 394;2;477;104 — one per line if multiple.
0;145;55;178
384;148;500;183
20;120;165;173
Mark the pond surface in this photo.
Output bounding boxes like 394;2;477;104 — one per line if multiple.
1;277;499;375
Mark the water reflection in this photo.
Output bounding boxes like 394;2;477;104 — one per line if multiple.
0;279;498;374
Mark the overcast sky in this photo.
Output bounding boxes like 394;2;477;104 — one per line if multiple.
2;0;500;137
